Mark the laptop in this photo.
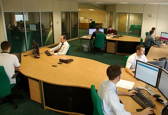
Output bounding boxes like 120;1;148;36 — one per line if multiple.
12;53;21;63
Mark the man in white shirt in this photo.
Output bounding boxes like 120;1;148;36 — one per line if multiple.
125;45;148;77
49;35;69;55
0;41;20;84
98;65;153;115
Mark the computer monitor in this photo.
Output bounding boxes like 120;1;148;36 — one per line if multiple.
148;60;166;68
89;28;104;35
158;69;168;100
164;60;168;71
30;24;36;31
135;60;161;95
32;41;40;57
160;32;168;41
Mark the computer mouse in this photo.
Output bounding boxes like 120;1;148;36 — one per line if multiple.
156;98;163;104
57;62;62;64
153;94;161;98
52;65;57;67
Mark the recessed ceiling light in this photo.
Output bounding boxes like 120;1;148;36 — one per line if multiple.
89;9;94;11
96;2;103;4
119;2;129;4
78;9;81;11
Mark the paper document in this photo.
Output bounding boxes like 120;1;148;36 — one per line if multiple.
116;79;135;89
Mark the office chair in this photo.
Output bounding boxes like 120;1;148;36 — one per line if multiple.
91;85;104;115
0;66;22;109
90;21;95;28
145;32;149;36
124;55;130;67
140;38;143;45
94;33;105;54
66;44;71;55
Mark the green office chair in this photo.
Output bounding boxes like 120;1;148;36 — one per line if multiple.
145;32;149;36
66;44;71;55
0;66;21;109
90;21;95;28
124;55;130;67
140;38;143;45
94;33;105;54
91;85;104;115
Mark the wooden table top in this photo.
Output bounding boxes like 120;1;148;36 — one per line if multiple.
20;46;166;114
80;35;143;42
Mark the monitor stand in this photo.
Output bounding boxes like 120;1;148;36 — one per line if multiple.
135;85;155;95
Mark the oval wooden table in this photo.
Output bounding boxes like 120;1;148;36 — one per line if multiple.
20;47;165;115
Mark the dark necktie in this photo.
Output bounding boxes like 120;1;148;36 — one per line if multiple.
58;43;64;51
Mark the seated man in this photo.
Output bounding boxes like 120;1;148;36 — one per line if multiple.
125;45;148;77
91;26;103;40
98;65;153;115
0;41;20;84
144;30;160;55
49;35;69;55
107;26;117;35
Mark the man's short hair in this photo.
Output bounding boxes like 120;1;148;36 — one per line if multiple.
62;35;67;40
136;44;145;51
149;30;154;35
1;41;11;50
109;26;112;28
96;26;99;30
151;27;156;31
106;65;122;80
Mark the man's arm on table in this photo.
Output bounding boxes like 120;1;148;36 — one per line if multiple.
125;67;134;77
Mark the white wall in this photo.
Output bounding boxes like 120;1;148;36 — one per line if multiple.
0;0;78;44
115;4;168;39
78;10;107;28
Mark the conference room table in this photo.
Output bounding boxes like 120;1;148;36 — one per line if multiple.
80;35;143;54
20;46;166;115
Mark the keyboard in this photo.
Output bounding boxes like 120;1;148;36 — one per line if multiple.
131;88;156;109
45;50;52;56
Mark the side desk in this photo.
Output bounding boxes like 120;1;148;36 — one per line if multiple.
20;46;166;115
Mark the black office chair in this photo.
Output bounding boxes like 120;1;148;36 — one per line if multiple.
0;66;23;109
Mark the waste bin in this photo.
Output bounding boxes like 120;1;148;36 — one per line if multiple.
83;44;88;52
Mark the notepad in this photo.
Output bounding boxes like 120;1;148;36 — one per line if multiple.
116;79;135;89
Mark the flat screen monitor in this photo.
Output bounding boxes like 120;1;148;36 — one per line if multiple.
158;69;168;100
160;32;168;41
33;41;40;56
89;28;104;35
135;60;160;87
30;24;36;31
148;60;166;68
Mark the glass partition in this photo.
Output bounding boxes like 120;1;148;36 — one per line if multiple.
4;12;27;53
25;12;41;50
71;12;78;39
41;12;54;46
61;12;70;39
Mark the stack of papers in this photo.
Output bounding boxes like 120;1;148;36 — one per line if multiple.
116;79;135;89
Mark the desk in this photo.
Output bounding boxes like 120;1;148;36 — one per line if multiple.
20;46;166;115
80;35;143;54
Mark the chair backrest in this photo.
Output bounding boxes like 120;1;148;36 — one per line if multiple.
91;85;104;115
0;66;11;97
145;32;149;36
140;38;143;45
124;55;130;67
95;33;105;48
91;21;95;28
66;44;71;55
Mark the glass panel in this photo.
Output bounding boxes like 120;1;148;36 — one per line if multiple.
128;13;143;37
4;12;27;53
25;12;41;50
61;12;70;39
41;12;54;46
116;13;128;36
71;12;78;39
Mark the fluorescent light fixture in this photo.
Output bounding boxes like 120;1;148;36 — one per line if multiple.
89;9;94;11
119;2;129;4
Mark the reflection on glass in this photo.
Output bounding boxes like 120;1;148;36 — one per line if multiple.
128;14;143;37
4;12;27;53
41;12;54;46
25;12;41;50
61;12;70;39
71;12;78;39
